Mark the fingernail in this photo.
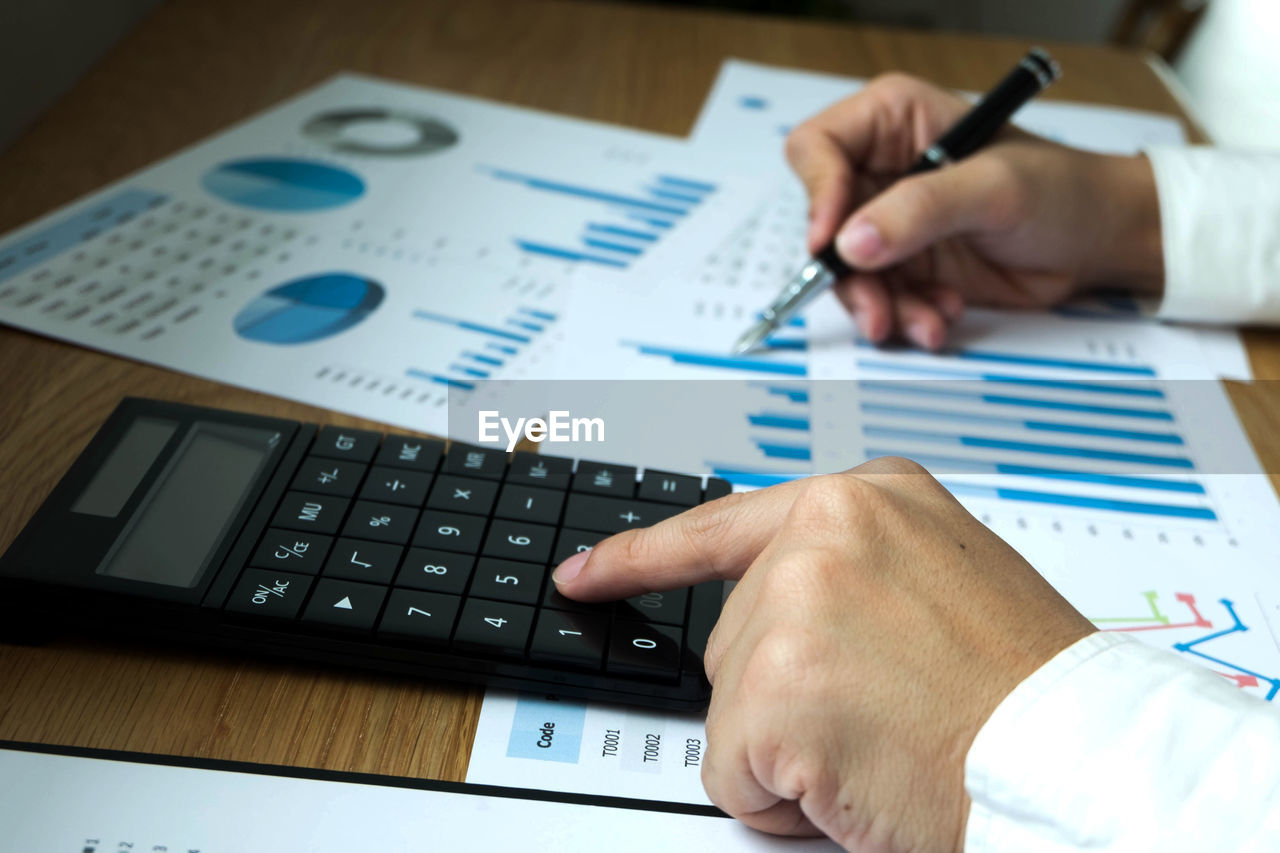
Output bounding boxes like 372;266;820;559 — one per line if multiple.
552;550;590;585
835;220;883;265
908;320;939;350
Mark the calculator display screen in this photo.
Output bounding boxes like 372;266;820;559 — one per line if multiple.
95;422;278;587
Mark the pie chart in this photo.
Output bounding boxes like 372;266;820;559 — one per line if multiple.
234;273;384;344
201;157;365;212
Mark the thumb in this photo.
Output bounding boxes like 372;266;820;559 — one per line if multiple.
834;156;1014;271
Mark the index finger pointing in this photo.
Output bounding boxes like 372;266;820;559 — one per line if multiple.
551;481;801;602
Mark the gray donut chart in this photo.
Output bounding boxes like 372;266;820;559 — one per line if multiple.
303;108;460;156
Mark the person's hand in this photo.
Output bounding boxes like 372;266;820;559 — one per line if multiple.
552;458;1095;852
785;73;1165;350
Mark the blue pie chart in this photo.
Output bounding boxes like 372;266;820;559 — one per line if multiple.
234;273;383;344
201;157;365;211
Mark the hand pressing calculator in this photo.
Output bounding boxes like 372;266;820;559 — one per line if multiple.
0;398;731;709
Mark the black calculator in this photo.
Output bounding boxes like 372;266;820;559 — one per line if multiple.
0;398;731;709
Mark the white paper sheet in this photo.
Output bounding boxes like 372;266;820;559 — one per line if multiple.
0;745;839;852
0;73;752;435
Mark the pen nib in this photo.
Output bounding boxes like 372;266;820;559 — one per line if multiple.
731;321;773;356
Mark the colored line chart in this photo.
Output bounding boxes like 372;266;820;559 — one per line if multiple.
1092;591;1280;700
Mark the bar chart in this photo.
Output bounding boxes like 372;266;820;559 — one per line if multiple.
481;168;717;269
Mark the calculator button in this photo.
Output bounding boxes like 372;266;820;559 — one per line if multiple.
225;569;312;620
323;538;403;584
413;510;487;553
293;457;366;497
342;500;418;544
469;558;545;605
376;436;444;473
552;528;607;564
482;519;554;563
250;529;331;575
542;582;613;615
313;426;380;463
427;474;499;515
378;590;460;645
572;461;637;498
705;477;732;502
453;599;534;658
301;578;387;632
443;442;506;480
494;484;565;525
530;610;608;669
637;471;701;506
273;492;350;535
396;548;474;595
617;588;689;627
360;467;431;506
506;451;573;489
607;622;683;681
562;494;682;534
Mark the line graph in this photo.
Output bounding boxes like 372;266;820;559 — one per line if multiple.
1090;591;1280;700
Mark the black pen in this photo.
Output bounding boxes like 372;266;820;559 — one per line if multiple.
731;47;1061;355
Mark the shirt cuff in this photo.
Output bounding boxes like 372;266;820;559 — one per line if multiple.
1148;146;1280;326
963;631;1280;851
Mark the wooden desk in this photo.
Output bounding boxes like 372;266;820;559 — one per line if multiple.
2;0;1277;784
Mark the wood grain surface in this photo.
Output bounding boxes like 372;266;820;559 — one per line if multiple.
1;0;1276;784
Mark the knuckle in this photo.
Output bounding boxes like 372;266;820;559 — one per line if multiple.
867;71;925;97
788;474;872;529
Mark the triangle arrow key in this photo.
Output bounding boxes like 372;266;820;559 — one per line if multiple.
334;596;353;610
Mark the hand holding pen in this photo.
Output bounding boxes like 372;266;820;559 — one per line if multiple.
734;51;1167;355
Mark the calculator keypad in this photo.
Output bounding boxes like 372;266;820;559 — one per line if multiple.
226;428;731;690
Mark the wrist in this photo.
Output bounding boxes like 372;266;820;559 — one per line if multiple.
1086;153;1165;296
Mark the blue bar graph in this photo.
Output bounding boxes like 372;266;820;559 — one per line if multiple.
518;307;558;321
623;341;807;376
585;224;659;242
406;368;475;391
748;413;811;430
860;403;1183;444
864;449;1205;494
466;352;504;367
709;465;801;488
647;187;700;204
409;305;556;390
857;381;1173;421
656;175;717;193
484;166;715;268
946;348;1155;376
413;310;531;343
582;237;644;256
485;168;688;216
857;359;1165;398
755;440;811;461
627;213;674;229
515;241;629;268
863;425;1195;468
942;481;1217;520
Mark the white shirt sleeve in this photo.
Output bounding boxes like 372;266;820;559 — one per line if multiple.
963;631;1280;852
1147;146;1280;325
